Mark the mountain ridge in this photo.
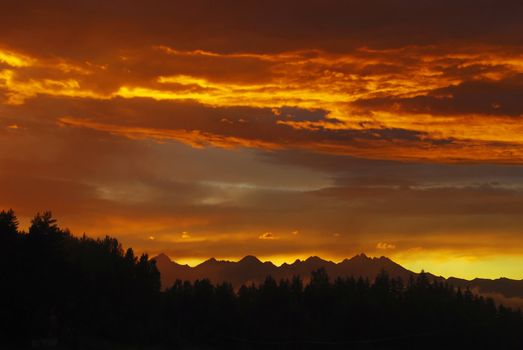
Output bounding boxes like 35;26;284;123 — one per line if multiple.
153;253;523;304
155;253;416;289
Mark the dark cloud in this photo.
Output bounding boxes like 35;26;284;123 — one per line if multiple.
355;75;523;116
260;149;523;180
2;95;443;153
313;184;523;216
276;107;336;123
1;0;523;57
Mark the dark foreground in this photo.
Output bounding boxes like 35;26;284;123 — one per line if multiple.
1;210;522;349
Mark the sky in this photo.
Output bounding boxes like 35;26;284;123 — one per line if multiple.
1;0;523;279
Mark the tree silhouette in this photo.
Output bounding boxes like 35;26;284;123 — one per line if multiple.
0;208;18;240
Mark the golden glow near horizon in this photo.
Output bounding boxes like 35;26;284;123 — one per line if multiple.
155;252;523;280
397;255;523;280
2;2;523;280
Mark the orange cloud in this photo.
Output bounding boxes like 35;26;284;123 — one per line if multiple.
57;116;282;150
376;242;396;250
259;232;278;240
0;49;34;67
0;44;522;163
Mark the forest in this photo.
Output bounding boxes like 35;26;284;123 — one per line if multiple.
1;209;522;349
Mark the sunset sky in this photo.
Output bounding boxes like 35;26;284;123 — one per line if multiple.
2;1;523;279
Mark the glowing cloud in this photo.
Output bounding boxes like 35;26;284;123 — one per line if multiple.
259;232;278;240
376;242;396;250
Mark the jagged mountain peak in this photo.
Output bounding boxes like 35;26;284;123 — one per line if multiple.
198;257;219;266
305;256;328;264
239;255;262;264
349;253;370;261
153;253;172;263
375;255;395;264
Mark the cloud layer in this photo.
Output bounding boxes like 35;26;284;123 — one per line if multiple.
1;1;523;278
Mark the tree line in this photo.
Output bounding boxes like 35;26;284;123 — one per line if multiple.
1;209;522;349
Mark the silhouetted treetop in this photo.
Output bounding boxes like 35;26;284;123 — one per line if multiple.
0;208;18;240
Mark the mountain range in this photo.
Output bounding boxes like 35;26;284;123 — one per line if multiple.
153;253;523;307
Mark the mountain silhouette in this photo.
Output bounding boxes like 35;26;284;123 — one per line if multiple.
155;253;414;289
154;253;523;301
